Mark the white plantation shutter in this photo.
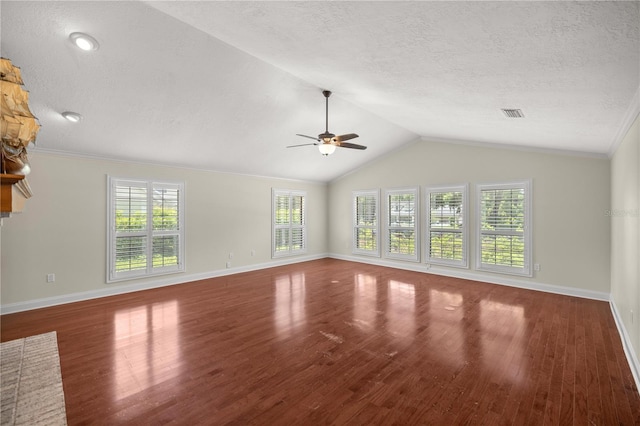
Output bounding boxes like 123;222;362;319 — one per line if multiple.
274;193;290;254
476;180;532;276
108;177;185;282
272;189;306;257
353;190;379;256
384;187;419;262
426;185;468;267
152;184;181;269
114;183;148;273
290;195;305;251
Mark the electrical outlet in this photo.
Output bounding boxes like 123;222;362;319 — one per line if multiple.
46;273;55;283
226;261;232;269
534;264;541;272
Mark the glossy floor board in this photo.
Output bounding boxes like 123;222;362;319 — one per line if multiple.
1;259;639;424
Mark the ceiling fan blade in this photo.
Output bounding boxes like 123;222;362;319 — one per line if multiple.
296;133;320;141
337;141;367;150
334;133;359;142
287;142;318;148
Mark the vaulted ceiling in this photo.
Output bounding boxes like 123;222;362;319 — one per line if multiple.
2;1;638;182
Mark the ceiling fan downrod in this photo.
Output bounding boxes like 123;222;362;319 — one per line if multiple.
323;90;331;134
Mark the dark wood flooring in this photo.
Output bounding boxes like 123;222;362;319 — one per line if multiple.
1;259;639;424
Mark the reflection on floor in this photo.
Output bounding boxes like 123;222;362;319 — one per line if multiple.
1;259;637;424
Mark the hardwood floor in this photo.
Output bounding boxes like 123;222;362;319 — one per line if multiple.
1;259;639;424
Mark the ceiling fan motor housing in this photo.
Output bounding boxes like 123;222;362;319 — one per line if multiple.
319;132;335;142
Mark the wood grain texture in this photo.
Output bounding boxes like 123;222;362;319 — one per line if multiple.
1;259;638;424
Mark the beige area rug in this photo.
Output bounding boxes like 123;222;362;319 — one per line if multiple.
1;331;67;425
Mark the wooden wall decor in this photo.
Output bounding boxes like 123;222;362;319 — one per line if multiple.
1;58;40;215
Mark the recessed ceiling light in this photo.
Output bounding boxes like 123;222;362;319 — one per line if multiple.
69;32;99;51
62;111;83;122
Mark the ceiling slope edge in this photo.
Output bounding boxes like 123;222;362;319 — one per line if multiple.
141;1;420;181
144;0;420;141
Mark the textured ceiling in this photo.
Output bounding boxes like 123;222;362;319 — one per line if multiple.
2;1;639;182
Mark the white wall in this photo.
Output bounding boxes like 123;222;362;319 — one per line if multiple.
0;139;615;310
610;113;640;380
0;151;328;309
328;138;611;296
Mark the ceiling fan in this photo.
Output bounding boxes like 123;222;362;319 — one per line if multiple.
288;90;367;156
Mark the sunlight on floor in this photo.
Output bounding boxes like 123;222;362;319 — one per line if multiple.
274;273;307;338
112;300;181;401
353;273;378;333
480;299;527;383
429;288;465;367
387;280;416;340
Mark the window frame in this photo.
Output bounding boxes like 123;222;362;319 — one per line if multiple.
425;184;469;268
272;189;307;258
107;176;185;283
475;180;532;277
383;187;420;262
352;189;380;257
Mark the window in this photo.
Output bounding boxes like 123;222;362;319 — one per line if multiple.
272;189;306;257
476;180;532;276
108;177;185;282
353;190;379;257
384;187;419;262
426;184;468;267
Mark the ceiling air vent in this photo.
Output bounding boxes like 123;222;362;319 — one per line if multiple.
501;108;525;118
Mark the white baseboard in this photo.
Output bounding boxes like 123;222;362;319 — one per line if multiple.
610;300;640;393
0;253;327;315
329;253;610;301
2;253;610;315
3;254;635;393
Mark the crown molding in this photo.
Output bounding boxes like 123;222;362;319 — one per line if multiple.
608;85;640;158
29;147;328;185
419;135;609;160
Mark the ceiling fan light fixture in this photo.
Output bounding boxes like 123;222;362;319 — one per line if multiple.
318;143;336;156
